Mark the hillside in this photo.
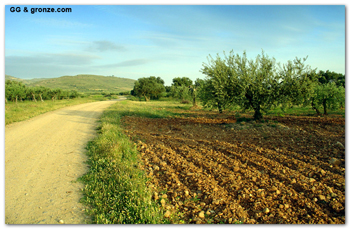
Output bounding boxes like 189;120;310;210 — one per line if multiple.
5;75;27;83
7;74;136;93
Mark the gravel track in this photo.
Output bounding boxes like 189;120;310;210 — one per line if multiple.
5;99;124;224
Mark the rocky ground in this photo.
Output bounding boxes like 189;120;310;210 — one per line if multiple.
121;110;345;224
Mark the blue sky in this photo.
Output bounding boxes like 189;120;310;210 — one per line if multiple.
4;3;346;86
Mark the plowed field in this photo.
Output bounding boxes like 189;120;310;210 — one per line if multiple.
121;110;345;224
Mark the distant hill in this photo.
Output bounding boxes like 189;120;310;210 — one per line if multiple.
6;74;136;93
5;75;27;83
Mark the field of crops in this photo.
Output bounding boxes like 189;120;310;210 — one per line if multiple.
121;109;345;224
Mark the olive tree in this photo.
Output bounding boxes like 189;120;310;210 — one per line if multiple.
200;50;315;120
311;82;345;115
132;76;165;101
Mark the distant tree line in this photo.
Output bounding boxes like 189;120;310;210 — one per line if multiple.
5;80;81;103
130;50;345;120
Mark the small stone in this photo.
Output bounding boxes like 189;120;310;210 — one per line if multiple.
154;192;159;200
309;178;316;182
331;193;337;198
164;210;171;218
184;190;189;196
59;220;64;224
199;211;205;218
313;198;318;202
284;204;290;209
153;165;160;171
320;169;326;175
160;199;166;207
228;218;233;223
276;190;281;195
291;179;296;184
213;199;220;205
319;195;326;201
162;194;167;199
233;167;240;172
329;158;341;166
263;208;270;213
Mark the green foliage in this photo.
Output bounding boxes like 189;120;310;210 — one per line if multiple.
199;50;316;120
199;53;235;113
317;70;345;87
5;80;82;103
132;76;166;101
79;101;167;224
169;77;202;106
5;80;26;103
5;96;106;125
172;77;193;87
311;82;345;115
278;57;318;108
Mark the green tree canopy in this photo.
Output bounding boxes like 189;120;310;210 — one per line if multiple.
317;70;345;87
132;76;165;101
200;50;316;120
171;77;193;87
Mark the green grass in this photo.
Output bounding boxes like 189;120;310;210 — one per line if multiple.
265;105;345;117
5;95;115;125
78;100;179;224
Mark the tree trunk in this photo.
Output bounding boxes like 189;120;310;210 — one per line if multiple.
144;95;150;102
39;94;44;102
31;93;37;102
217;101;223;113
192;95;197;107
311;100;321;115
254;106;263;121
323;99;328;115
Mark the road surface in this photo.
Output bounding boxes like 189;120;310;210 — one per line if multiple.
5;97;126;224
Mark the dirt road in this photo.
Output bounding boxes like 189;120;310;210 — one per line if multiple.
5;98;125;224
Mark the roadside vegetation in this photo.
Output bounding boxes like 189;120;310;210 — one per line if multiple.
78;100;179;224
5;80;120;125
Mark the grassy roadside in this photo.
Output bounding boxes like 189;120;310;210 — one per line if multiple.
78;100;182;224
5;95;118;125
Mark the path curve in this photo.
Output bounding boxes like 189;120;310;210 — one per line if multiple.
5;97;126;224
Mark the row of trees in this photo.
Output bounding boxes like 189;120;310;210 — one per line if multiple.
129;50;345;120
199;50;344;119
5;80;80;103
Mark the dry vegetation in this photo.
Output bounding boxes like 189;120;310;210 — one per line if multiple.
121;108;345;224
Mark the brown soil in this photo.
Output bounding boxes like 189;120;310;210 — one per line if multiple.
5;99;123;224
121;110;345;224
